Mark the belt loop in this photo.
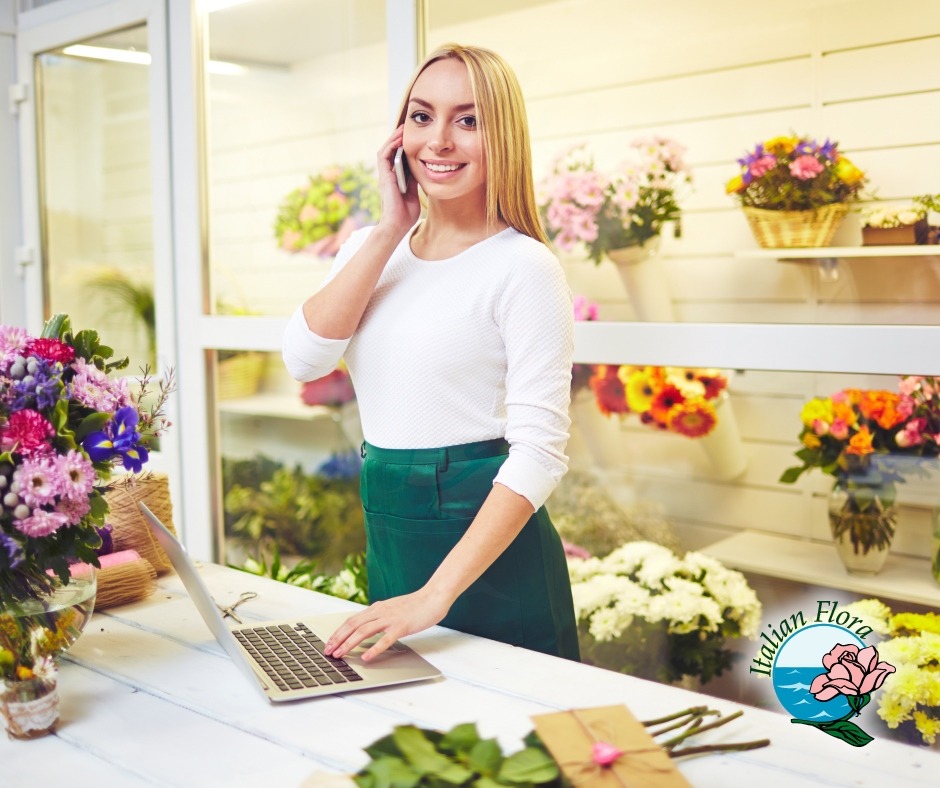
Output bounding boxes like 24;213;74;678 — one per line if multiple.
360;441;367;459
438;447;449;473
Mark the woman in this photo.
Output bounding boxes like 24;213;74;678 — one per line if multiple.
282;44;578;663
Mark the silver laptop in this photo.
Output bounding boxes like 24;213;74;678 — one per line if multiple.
139;502;440;703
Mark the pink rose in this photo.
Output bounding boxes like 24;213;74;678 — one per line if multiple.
812;418;830;436
830;419;849;441
591;741;623;767
789;155;824;180
809;644;895;701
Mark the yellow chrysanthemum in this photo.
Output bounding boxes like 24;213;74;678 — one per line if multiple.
724;174;745;194
891;612;940;637
763;136;799;155
913;711;940;744
800;398;833;427
625;369;657;413
834;156;865;185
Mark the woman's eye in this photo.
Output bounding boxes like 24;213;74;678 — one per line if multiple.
410;111;431;124
458;116;477;129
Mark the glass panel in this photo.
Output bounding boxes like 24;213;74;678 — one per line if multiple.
37;25;155;368
205;0;388;319
428;1;940;326
213;349;364;570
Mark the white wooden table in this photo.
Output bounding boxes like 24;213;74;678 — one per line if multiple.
2;564;936;787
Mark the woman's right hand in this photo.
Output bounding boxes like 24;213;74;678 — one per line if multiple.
377;126;421;233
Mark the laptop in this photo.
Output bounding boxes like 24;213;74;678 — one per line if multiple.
138;502;441;703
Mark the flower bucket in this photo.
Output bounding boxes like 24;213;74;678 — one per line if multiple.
698;395;747;479
862;219;929;246
742;203;849;248
1;670;59;740
829;474;896;576
605;237;676;322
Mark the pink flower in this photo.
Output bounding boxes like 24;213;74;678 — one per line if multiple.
809;644;895;701
56;496;90;525
26;337;75;364
748;155;776;179
896;417;926;448
562;539;592;560
0;409;55;456
830;419;850;441
69;358;132;412
591;741;623;767
573;295;599;322
899;376;923;396
12;455;61;508
789;155;824;180
57;449;96;501
298;204;321;223
0;324;29;374
812;418;829;436
14;509;69;538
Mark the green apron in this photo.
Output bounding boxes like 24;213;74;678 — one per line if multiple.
360;438;579;661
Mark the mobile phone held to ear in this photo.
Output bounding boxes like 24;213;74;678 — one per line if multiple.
393;147;409;194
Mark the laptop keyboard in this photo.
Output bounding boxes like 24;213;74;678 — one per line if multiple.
233;623;363;692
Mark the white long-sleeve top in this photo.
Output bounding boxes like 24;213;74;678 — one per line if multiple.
282;224;573;510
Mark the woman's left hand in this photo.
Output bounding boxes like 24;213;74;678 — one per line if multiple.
323;587;451;662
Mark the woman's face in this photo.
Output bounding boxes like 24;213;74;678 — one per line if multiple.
402;58;487;206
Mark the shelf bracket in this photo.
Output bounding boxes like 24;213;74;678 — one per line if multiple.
816;257;839;282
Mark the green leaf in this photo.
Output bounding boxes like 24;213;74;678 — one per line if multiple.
361;756;422;788
468;739;502;777
848;693;871;714
819;720;874;747
393;726;472;781
473;779;503;788
440;722;481;755
779;466;805;484
497;747;559;784
75;411;111;440
40;312;70;339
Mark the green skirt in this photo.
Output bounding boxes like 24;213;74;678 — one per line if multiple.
360;438;579;661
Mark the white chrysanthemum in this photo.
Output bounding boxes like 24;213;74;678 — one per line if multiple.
567;556;604;583
841;598;893;635
571;574;640;618
601;541;673;576
611;583;653;618
635;553;683;587
648;589;722;633
588;606;632;642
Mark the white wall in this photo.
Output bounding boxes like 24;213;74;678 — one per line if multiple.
0;0;22;326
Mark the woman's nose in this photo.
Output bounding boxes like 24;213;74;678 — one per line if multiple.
427;127;454;153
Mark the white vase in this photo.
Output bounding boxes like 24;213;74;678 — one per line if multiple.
698;395;747;479
606;237;676;322
570;388;624;469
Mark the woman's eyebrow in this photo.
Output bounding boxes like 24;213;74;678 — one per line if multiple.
408;97;476;113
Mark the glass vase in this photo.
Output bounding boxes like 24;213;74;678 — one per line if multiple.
828;476;897;576
0;668;59;739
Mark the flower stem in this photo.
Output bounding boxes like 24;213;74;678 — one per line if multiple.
641;705;709;727
660;710;744;750
670;739;771;758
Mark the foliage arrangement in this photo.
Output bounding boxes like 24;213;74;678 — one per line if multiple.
568;540;761;684
235;545;368;606
0;314;173;606
274;163;381;256
222;451;364;568
843;599;940;746
725;134;866;211
780;377;940;554
539;138;692;263
588;365;729;439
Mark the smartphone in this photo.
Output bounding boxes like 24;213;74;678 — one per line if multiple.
393;147;409;194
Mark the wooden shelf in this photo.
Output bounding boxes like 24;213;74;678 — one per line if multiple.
735;245;940;261
701;530;940;608
216;393;339;421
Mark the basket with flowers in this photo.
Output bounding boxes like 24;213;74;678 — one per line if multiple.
725;134;866;248
274;163;381;257
780;377;940;573
539;138;692;264
861;194;939;246
568;540;762;685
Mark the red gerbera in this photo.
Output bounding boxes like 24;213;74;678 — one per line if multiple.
649;384;685;426
668;400;717;438
26;337;75;364
589;365;630;416
0;409;56;455
698;374;727;400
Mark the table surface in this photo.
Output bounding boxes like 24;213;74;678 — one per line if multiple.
3;564;937;787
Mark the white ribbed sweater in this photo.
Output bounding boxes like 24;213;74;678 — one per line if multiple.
281;225;573;509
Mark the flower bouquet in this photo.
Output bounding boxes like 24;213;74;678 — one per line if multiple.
568;541;761;685
725;134;866;247
843;599;940;746
274;163;381;257
539;138;692;264
861;194;938;246
780;378;940;573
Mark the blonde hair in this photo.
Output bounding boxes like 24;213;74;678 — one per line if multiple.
395;44;548;245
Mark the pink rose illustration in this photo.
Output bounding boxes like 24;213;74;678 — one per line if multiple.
809;644;896;700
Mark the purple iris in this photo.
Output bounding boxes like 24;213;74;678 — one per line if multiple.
11;357;64;411
0;532;24;569
317;450;363;480
817;138;837;160
83;406;149;473
737;144;767;185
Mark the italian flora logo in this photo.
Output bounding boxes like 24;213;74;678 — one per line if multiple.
753;601;895;747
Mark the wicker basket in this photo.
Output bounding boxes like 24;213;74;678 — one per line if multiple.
217;351;266;400
742;203;849;249
105;473;177;575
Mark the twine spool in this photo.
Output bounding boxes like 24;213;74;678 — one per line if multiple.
105;473;176;575
94;552;158;609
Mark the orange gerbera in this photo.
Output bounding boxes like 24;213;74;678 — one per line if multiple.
668;399;717;438
845;425;874;456
589;365;629;416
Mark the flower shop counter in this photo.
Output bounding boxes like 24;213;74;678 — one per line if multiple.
3;564;936;787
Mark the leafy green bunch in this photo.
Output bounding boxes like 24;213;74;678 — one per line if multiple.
235;546;368;606
354;723;560;788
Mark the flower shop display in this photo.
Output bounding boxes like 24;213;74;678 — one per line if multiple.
568;541;762;686
300;364;356;407
780;377;940;575
861;194;939;246
539;139;692;321
725;134;866;248
842;599;940;747
586;366;747;478
0;314;171;738
274;163;381;257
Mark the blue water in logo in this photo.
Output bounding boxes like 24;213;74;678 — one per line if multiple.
771;623;865;721
772;666;851;720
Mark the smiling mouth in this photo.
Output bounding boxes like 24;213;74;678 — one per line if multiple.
423;161;465;173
